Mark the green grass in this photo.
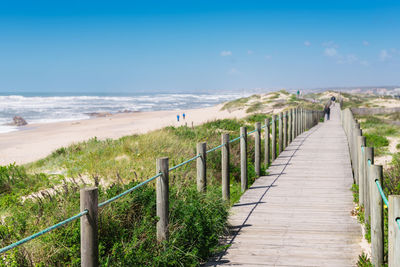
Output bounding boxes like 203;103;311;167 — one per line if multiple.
1;116;272;266
356;114;400;156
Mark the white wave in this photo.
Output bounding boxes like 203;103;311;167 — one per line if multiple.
0;92;248;132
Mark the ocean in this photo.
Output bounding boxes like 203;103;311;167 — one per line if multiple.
0;92;247;133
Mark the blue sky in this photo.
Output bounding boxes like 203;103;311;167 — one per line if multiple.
0;0;399;94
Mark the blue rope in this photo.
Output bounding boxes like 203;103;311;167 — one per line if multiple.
247;129;257;135
229;136;241;143
368;159;371;166
98;173;162;208
397;218;400;231
206;144;224;153
0;210;88;254
169;155;200;171
375;180;389;207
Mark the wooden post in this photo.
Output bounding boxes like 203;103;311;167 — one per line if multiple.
388;195;400;267
221;133;230;201
196;142;206;192
255;122;261;177
240;127;248;192
364;147;374;225
370;164;384;267
278;113;283;155
156;157;169;242
293;108;296;139
80;187;99;267
272;115;277;161
264;118;270;167
283;111;288;149
288;109;292;144
358;137;366;207
353;128;362;184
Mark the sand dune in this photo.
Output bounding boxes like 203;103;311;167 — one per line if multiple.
0;104;247;165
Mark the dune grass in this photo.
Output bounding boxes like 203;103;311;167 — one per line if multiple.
1;114;271;266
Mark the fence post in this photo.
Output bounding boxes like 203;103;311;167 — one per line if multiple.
240;127;248;192
255;122;261;177
156;157;169;242
364;147;374;225
221;133;230;201
358;136;366;206
283;111;288;149
288;109;292;144
80;187;99;267
196;142;207;192
264;118;270;167
278;113;283;155
272;115;277;161
353;127;362;184
388;195;400;266
370;164;384;267
293;108;296;139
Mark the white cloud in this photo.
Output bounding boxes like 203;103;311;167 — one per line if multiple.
324;48;338;57
247;50;253;55
379;49;391;61
360;60;370;66
322;41;338;48
228;68;239;75
338;54;358;64
220;50;232;56
304;41;311;47
363;41;369;46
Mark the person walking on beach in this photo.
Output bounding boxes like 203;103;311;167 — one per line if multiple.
182;113;186;120
177;114;180;122
324;100;332;120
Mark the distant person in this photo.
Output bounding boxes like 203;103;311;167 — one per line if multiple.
177;114;180;122
297;90;300;98
330;96;336;107
183;113;186;120
324;100;332;120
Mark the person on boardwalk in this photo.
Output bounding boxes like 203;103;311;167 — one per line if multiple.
324;100;332;120
177;114;180;122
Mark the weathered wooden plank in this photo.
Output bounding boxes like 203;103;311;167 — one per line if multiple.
208;107;362;266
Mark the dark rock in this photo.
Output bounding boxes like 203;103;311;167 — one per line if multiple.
13;116;28;126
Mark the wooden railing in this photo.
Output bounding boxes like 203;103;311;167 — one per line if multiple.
341;107;400;266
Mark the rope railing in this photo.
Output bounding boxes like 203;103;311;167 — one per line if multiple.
169;155;200;172
375;180;389;207
1;107;321;260
0;210;88;254
98;172;162;208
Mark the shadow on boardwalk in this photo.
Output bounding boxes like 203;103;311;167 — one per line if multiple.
206;107;362;267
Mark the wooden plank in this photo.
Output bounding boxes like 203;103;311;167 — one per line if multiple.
208;107;362;266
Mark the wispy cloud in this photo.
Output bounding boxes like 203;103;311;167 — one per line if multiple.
379;49;391;61
304;41;311;47
363;41;369;46
247;50;253;55
220;50;232;56
322;41;338;48
228;68;239;75
265;55;272;60
323;43;368;66
324;48;338;57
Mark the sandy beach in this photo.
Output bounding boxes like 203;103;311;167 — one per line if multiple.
0;104;247;165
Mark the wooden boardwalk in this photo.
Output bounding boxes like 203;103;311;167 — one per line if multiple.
208;107;362;266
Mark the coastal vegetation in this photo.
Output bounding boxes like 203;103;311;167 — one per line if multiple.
0;113;270;266
346;97;400;266
221;90;325;114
